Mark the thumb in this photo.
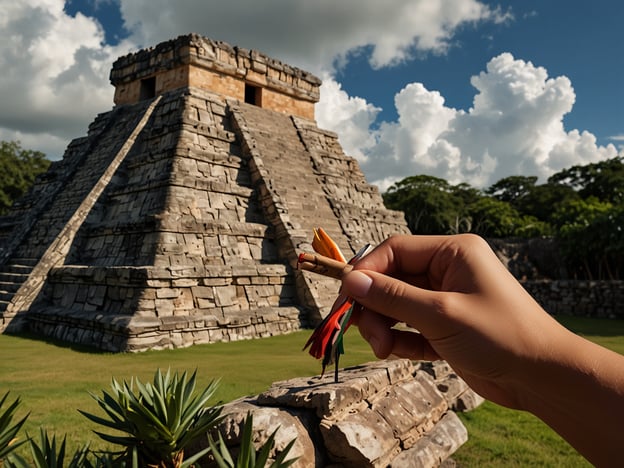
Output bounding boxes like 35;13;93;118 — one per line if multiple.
342;269;449;337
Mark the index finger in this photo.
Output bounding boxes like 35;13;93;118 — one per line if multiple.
354;235;457;286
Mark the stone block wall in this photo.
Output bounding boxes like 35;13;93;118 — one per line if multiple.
198;359;484;467
21;88;306;350
293;117;408;247
523;280;624;319
111;34;320;120
488;238;624;319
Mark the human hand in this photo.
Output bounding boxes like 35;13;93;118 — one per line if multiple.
341;234;569;409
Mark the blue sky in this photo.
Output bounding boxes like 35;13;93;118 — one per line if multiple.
1;0;622;190
337;0;622;142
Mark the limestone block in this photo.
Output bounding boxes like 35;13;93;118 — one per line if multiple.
173;289;194;310
155;299;175;316
210;401;315;468
321;408;398;467
206;361;475;468
171;278;197;287
191;285;214;299
153;286;178;300
453;389;485;412
389;412;467;468
214;285;237;307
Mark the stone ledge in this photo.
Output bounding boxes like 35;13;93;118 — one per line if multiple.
198;359;482;467
24;305;304;352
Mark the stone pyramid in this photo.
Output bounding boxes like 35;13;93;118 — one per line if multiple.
0;34;408;351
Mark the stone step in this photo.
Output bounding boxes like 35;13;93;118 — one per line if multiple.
0;263;33;275
0;217;19;231
0;271;29;283
0;290;15;302
7;258;38;268
0;281;21;294
78;216;160;235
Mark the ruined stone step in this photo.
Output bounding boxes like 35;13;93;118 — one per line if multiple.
0;280;22;295
0;271;29;283
5;258;38;268
104;178;170;198
0;289;16;301
79;216;160;235
0;216;20;231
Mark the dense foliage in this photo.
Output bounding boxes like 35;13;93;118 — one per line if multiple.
383;157;624;279
0;141;51;215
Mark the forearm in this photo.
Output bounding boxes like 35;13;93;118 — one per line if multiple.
518;328;624;466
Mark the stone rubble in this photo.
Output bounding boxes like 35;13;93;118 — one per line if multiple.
199;359;484;468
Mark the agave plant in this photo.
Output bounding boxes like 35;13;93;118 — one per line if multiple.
79;369;223;468
3;428;90;468
208;412;298;468
0;392;29;462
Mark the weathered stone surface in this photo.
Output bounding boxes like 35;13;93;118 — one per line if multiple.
198;360;482;468
487;238;624;319
110;34;321;119
390;412;468;468
0;34;408;351
211;401;317;467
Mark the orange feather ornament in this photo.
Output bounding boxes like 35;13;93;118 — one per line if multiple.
300;228;371;381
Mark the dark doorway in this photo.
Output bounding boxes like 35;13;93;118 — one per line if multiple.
139;77;156;100
244;83;262;106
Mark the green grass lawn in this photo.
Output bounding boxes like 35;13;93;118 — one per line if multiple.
1;316;622;464
0;329;377;456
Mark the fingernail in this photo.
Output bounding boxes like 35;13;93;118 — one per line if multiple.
343;271;373;298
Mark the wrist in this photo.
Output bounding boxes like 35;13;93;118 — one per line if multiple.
514;324;624;465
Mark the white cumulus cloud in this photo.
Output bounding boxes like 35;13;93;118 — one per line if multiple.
0;0;616;193
0;0;131;157
316;77;381;161
119;0;507;74
333;53;619;190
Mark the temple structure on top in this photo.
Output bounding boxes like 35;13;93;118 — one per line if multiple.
110;34;320;118
0;34;408;351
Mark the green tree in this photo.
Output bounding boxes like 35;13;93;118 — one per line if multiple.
486;175;577;226
383;175;467;234
467;197;549;238
0;141;50;215
486;175;539;204
548;156;624;203
514;183;578;224
556;200;623;279
551;197;613;231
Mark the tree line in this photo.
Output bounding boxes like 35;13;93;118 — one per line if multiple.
383;157;624;280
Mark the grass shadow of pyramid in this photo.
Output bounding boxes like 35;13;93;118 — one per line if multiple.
0;34;408;352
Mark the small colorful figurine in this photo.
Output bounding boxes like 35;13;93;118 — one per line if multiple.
298;228;371;382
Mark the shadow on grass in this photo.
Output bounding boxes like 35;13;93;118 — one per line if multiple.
3;330;110;355
555;315;624;337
